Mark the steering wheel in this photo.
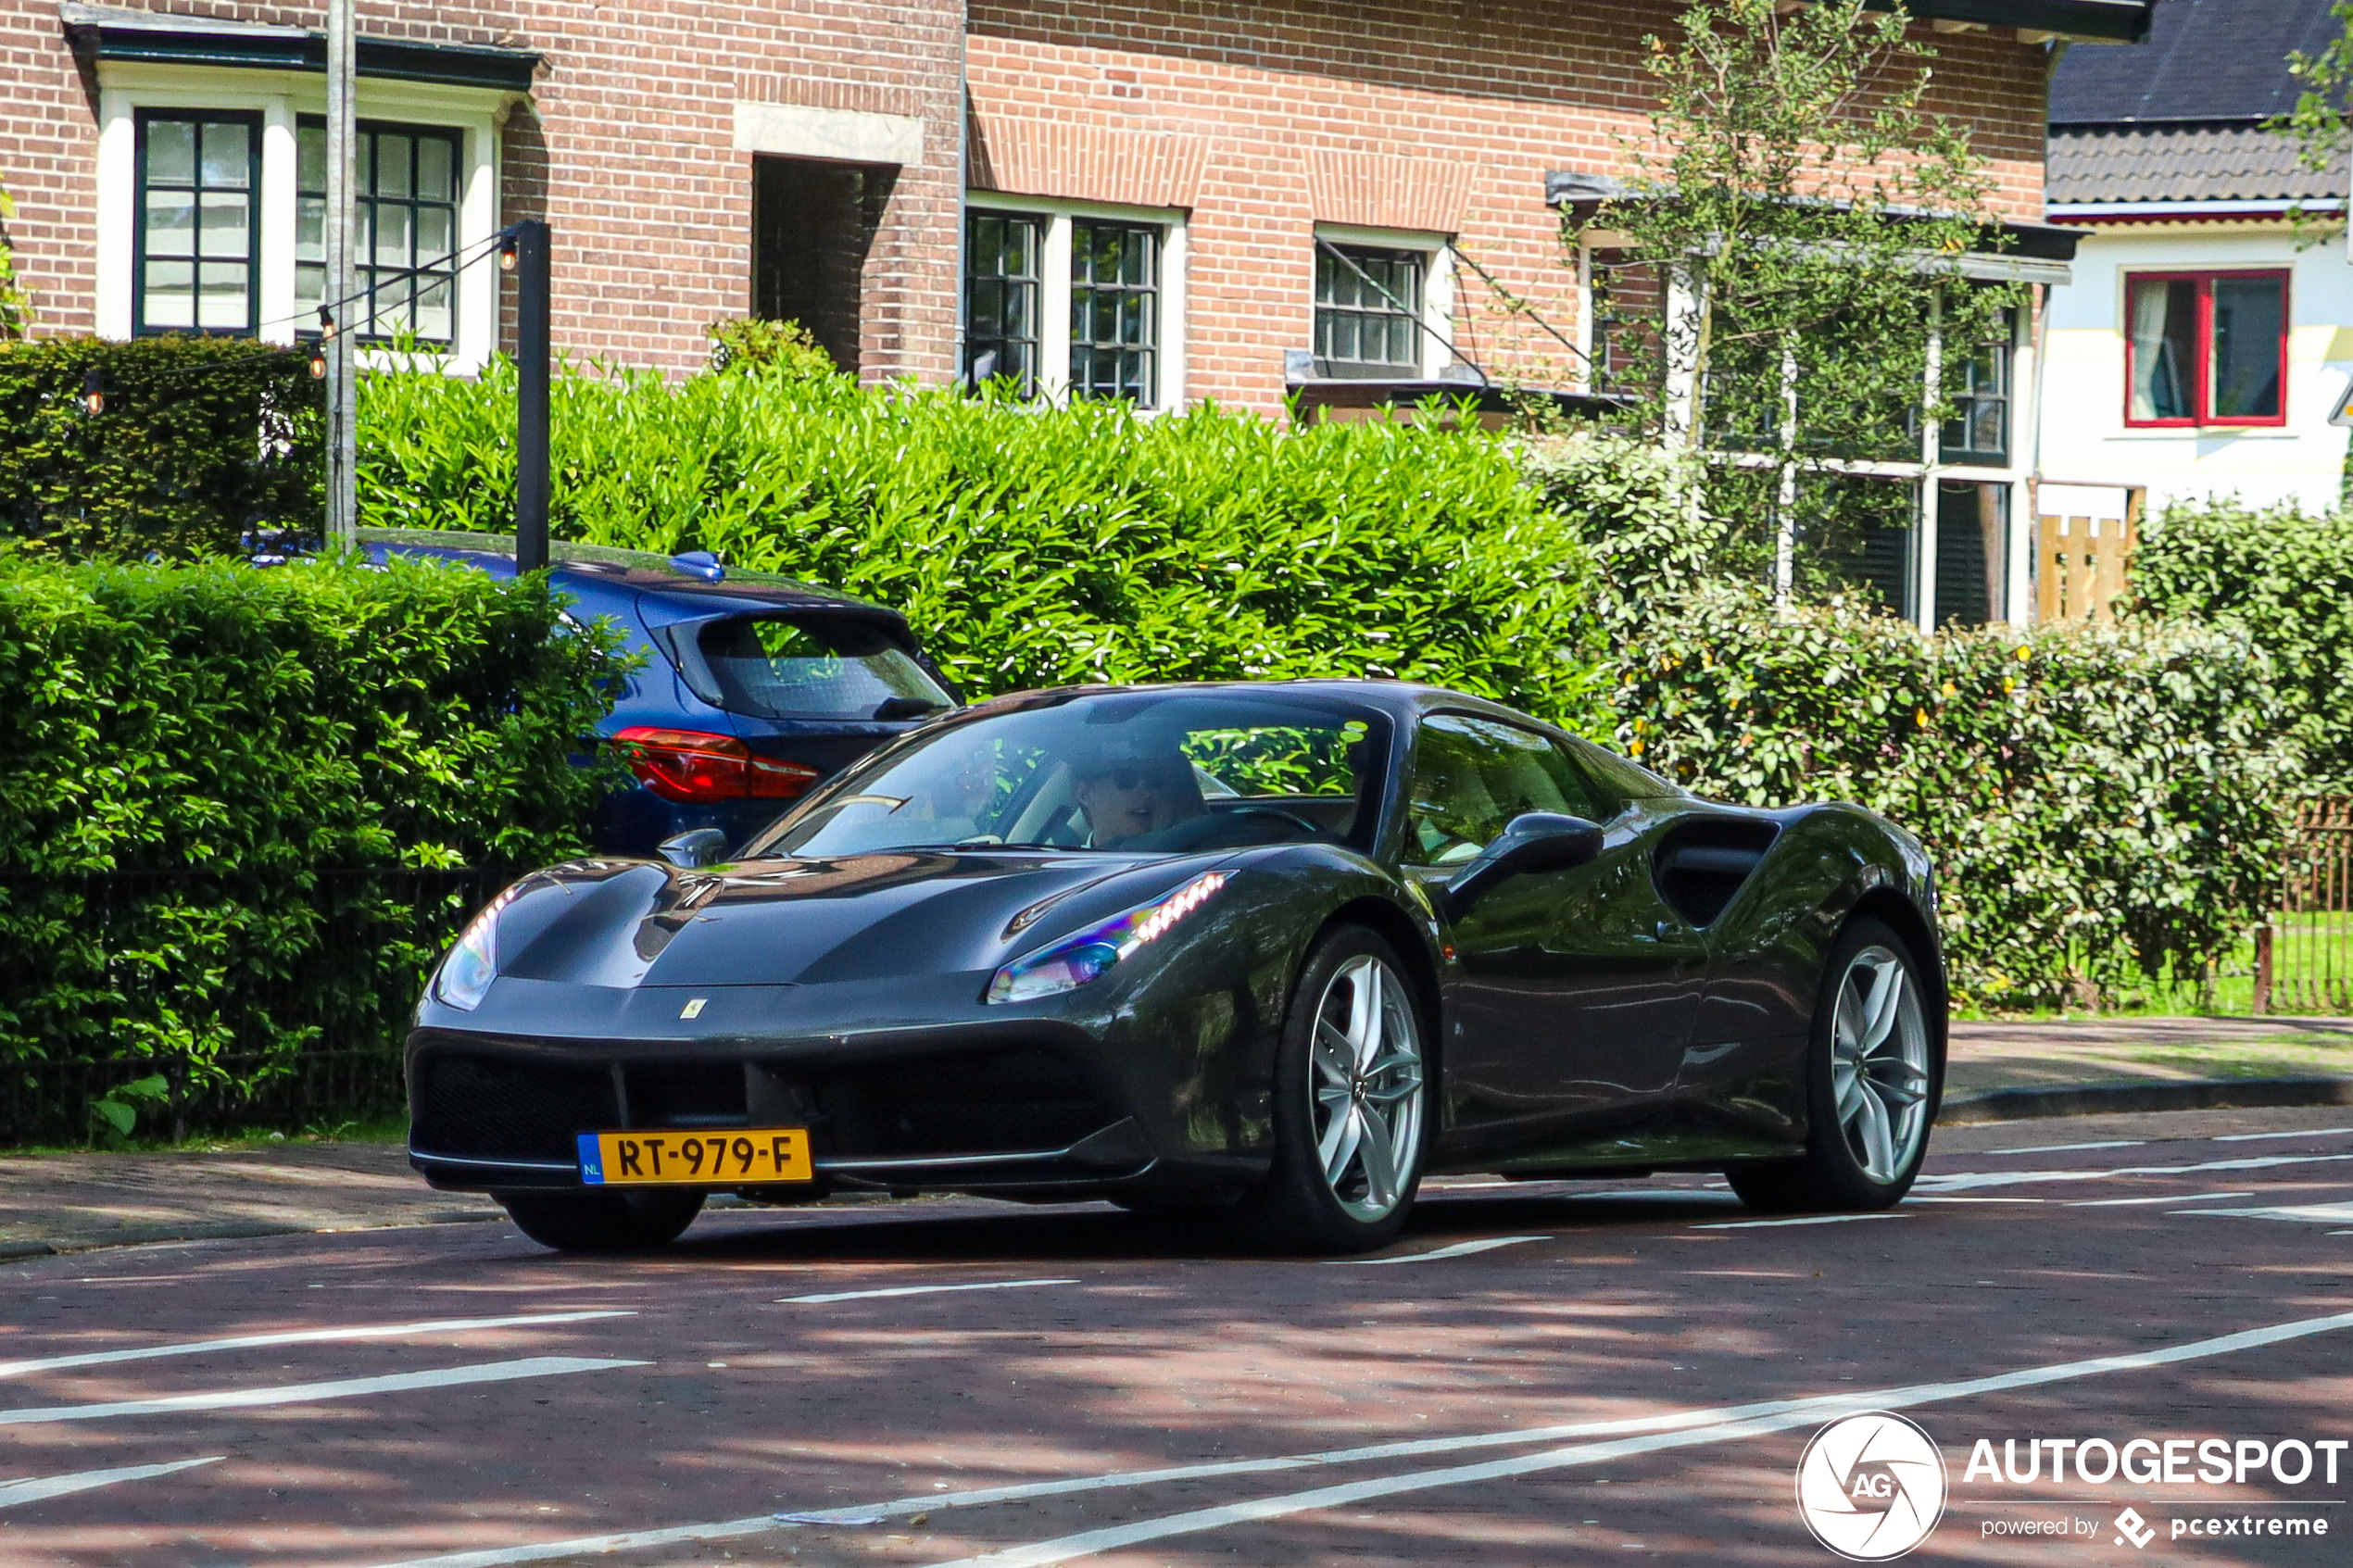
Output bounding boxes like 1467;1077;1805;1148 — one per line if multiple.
1221;805;1324;835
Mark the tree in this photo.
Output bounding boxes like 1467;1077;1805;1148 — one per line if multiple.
1570;0;2019;595
2273;1;2353;203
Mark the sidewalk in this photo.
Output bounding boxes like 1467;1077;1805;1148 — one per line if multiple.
1942;1015;2353;1120
4;1017;2349;1261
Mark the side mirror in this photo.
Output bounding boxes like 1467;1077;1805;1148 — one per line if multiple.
657;828;732;869
1441;811;1604;920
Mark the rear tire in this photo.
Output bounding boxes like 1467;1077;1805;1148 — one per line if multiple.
499;1189;705;1253
1726;917;1941;1214
1236;926;1429;1254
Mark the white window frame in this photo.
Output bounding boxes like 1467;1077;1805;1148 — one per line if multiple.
96;62;506;372
1574;247;2043;628
1310;222;1456;382
964;193;1189;409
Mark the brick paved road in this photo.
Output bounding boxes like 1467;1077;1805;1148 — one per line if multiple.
3;1107;2351;1567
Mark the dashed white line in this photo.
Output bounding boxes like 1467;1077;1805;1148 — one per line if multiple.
1334;1236;1549;1265
912;1307;2353;1568
1692;1213;1907;1230
0;1356;645;1427
1982;1139;2147;1156
2068;1191;2256;1208
2212;1126;2353;1143
0;1456;222;1510
1916;1151;2353;1193
0;1311;635;1381
2171;1203;2353;1225
355;1309;2353;1568
1903;1197;2045;1204
775;1279;1076;1305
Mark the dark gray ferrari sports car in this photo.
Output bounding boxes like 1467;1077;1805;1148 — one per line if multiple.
407;681;1945;1254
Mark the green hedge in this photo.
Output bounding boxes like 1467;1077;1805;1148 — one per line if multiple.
1529;433;2297;1010
357;357;1602;719
0;555;623;1080
0;336;322;560
2134;497;2353;791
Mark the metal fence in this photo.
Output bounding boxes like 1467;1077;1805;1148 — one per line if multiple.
0;867;496;1147
2256;797;2353;1015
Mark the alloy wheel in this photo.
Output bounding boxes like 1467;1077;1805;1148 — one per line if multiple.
1308;953;1425;1222
1831;944;1931;1183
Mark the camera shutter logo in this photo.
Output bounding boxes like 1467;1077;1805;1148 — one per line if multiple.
1795;1412;1948;1561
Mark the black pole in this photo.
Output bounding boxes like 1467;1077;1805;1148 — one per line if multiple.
514;218;551;572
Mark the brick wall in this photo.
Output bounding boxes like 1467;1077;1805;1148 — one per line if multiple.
0;0;964;380
968;0;2051;412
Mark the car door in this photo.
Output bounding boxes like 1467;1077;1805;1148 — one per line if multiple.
1405;714;1708;1149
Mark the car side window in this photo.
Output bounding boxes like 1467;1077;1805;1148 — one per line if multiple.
1403;714;1608;866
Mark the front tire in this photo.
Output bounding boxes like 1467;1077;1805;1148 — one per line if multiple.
1727;917;1941;1214
499;1189;705;1253
1237;926;1429;1254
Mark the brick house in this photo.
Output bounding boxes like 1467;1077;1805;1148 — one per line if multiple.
3;0;2155;618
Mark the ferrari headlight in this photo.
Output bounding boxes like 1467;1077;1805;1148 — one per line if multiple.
433;888;514;1010
985;872;1229;1004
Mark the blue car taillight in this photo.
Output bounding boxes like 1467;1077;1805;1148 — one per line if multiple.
985;872;1230;1004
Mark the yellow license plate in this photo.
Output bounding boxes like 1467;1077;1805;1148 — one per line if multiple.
578;1128;812;1186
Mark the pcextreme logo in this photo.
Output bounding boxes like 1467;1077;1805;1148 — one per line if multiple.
1796;1412;1950;1561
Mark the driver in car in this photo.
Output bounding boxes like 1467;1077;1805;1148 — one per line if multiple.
1071;740;1206;849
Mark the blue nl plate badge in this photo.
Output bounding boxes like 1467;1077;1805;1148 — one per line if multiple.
577;1132;605;1185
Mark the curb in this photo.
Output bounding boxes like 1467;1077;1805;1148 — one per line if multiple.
1938;1074;2353;1125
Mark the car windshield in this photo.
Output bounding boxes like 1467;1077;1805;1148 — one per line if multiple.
744;691;1387;859
693;616;953;721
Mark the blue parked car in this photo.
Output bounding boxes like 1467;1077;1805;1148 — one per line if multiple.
358;529;961;856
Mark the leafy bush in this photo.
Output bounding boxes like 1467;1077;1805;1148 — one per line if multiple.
706;318;846;381
0;335;322;560
2134;496;2353;790
0;556;623;1081
356;357;1602;720
1519;438;2299;1009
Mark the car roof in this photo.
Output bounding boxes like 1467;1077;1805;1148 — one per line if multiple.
939;680;1684;796
950;678;1536;724
357;528;904;621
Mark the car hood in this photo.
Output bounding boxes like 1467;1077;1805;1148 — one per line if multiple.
490;850;1217;990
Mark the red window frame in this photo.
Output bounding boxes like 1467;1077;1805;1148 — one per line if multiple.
2122;269;2291;429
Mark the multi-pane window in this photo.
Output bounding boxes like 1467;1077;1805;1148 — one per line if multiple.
134;110;260;335
2126;270;2288;426
1314;245;1424;377
297;119;462;345
1940;308;2015;466
1068;221;1158;403
964;212;1042;395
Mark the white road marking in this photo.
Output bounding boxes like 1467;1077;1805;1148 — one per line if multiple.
1917;1151;2353;1193
1692;1213;1907;1230
0;1311;634;1381
0;1456;221;1510
1982;1139;2146;1156
912;1306;2353;1568
775;1279;1076;1305
1333;1236;1549;1265
2069;1191;2255;1208
355;1307;2353;1568
2172;1203;2353;1224
0;1356;644;1427
1901;1197;2045;1204
2212;1127;2353;1143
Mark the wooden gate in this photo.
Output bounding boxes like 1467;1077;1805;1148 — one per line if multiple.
2034;495;2141;623
2255;797;2353;1014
